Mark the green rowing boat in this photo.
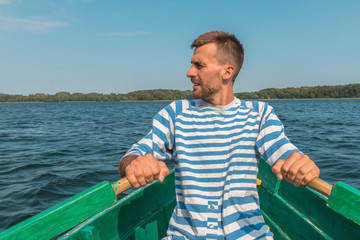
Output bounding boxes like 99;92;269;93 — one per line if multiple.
1;158;359;239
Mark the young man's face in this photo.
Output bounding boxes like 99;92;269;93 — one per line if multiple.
186;43;224;102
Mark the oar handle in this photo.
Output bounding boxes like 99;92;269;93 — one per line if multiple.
112;176;334;198
111;177;132;196
306;177;333;197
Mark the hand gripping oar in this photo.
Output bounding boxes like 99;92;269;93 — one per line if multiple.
307;178;360;224
0;177;132;240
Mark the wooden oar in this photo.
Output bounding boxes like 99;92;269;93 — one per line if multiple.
0;177;132;240
307;178;360;225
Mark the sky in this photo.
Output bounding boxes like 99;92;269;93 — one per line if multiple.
0;0;359;95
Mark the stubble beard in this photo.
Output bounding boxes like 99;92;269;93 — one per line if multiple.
192;78;220;101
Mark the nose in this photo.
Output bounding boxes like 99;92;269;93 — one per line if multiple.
186;65;196;78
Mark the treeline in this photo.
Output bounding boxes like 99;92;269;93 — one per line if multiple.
235;84;360;100
0;90;194;102
0;84;359;103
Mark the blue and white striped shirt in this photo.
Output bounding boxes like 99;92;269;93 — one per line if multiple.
123;98;299;239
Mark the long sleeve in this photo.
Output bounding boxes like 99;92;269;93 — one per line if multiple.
122;101;180;161
254;101;301;166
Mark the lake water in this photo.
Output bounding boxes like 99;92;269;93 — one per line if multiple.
1;99;359;232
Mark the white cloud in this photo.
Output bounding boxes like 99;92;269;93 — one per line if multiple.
0;16;67;32
109;31;151;36
0;0;12;4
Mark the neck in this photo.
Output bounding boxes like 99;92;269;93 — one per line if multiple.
202;88;235;106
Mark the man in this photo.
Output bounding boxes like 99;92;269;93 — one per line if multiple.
119;31;319;239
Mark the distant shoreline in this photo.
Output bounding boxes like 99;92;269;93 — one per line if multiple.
1;84;359;103
1;98;360;104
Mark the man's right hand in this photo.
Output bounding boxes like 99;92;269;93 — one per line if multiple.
119;154;169;188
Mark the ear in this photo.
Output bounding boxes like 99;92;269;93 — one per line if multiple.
222;65;234;82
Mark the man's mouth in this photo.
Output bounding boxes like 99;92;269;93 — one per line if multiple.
191;79;201;90
192;84;200;90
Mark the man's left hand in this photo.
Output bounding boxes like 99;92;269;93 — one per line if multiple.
272;152;320;187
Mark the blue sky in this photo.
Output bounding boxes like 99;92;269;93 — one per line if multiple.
0;0;359;95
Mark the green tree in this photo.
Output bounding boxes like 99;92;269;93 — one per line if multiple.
54;92;71;102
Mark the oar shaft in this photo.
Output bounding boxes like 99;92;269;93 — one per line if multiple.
112;178;132;196
307;178;333;197
113;176;334;200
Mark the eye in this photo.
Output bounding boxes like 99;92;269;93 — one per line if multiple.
194;62;204;69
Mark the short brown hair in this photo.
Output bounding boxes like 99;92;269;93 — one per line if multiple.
191;31;244;82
